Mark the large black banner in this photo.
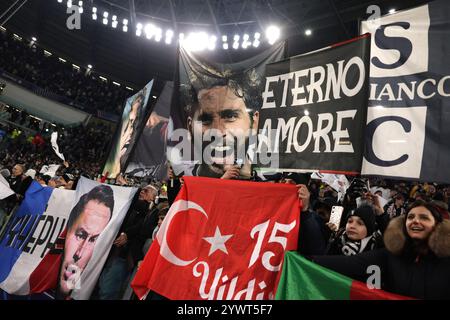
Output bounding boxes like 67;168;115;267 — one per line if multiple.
125;82;172;180
167;43;286;179
361;0;450;183
255;35;371;175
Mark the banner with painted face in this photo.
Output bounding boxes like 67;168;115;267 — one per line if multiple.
255;35;371;175
125;82;172;181
102;80;154;179
361;0;450;183
0;179;137;299
55;177;137;300
167;43;286;179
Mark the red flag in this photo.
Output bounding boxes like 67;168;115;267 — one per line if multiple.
132;176;300;300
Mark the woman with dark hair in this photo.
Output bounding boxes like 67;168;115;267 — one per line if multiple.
312;200;450;299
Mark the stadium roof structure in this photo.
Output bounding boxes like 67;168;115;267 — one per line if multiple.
0;0;430;95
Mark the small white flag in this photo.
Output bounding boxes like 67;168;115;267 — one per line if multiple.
51;132;65;161
39;164;61;178
0;174;14;200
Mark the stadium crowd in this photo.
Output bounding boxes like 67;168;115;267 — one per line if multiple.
0;29;131;115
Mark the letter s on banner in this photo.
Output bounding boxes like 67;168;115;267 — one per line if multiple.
362;107;427;179
361;4;430;78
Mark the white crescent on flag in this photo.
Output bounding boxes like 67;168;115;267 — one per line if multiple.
156;200;208;266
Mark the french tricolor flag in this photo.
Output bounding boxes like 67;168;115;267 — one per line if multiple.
0;182;74;295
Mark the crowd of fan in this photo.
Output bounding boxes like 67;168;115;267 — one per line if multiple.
0;30;131;115
0;106;113;187
1;147;450;299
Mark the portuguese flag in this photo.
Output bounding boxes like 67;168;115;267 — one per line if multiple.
275;251;412;300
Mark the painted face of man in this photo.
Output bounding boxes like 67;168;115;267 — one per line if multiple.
191;85;259;177
59;200;111;296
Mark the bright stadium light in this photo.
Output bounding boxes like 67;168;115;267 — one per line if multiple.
92;13;97;20
145;23;155;39
232;35;240;49
136;23;143;36
223;43;229;50
305;29;312;36
154;27;162;42
242;34;251;49
123;19;128;32
78;1;83;13
208;35;217;50
232;34;240;49
165;29;174;44
67;0;72;8
266;25;280;45
58;0;63;3
102;11;108;25
112;15;118;28
184;32;208;51
254;32;261;39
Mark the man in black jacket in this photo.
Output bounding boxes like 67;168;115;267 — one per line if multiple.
96;184;158;300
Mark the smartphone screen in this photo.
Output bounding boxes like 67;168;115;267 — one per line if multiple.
329;206;344;230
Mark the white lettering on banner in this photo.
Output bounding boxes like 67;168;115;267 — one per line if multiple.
362;107;427;178
193;262;272;300
361;4;430;78
369;76;450;101
192;219;296;300
257;110;357;154
261;56;365;109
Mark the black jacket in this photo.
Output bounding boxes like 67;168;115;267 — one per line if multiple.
112;197;151;264
298;210;329;256
313;216;450;299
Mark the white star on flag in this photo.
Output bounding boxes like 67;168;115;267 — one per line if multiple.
203;226;233;256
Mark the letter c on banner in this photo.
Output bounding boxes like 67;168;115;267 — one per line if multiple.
365;116;411;167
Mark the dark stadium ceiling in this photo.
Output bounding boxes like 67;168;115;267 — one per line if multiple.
0;0;431;95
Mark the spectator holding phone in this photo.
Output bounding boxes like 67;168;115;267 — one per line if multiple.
325;205;383;256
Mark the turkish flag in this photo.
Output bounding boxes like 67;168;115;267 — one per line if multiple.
132;176;300;300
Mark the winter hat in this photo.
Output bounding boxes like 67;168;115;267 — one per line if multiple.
349;205;376;236
283;172;310;185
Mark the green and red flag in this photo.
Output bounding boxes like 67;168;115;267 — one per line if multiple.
275;251;412;300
